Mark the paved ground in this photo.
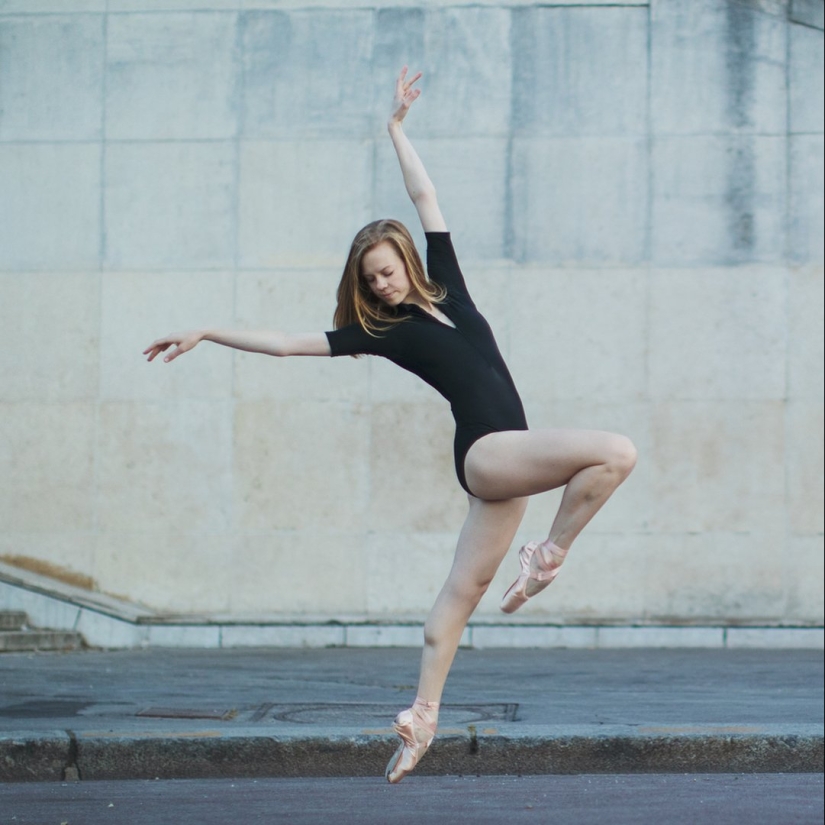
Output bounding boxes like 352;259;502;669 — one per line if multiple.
0;647;822;781
1;775;823;825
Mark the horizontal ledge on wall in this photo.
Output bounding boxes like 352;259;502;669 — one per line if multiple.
3;576;822;651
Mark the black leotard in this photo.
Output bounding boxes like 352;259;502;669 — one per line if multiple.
326;232;528;496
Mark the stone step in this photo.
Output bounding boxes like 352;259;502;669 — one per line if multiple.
0;611;27;631
0;630;83;653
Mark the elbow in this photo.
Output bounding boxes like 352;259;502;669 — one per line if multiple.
412;186;437;207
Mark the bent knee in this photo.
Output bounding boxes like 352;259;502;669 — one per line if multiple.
608;435;637;477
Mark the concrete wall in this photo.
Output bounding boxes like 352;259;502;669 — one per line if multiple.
0;0;822;627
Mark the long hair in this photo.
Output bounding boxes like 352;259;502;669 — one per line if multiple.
333;219;446;336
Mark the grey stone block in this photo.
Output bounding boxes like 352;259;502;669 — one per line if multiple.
789;134;825;263
790;0;825;30
651;0;787;135
241;10;374;139
374;137;508;261
237;139;372;267
416;8;512;138
105;12;240;140
373;8;425;88
512;6;647;137
0;144;101;271
0;14;104;141
510;137;648;264
789;22;825;134
104;141;235;269
651;135;786;265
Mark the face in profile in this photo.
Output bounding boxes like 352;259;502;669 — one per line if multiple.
361;241;415;307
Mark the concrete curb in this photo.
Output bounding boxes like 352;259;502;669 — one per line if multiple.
2;726;821;782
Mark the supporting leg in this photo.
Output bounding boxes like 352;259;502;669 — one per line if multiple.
387;495;527;783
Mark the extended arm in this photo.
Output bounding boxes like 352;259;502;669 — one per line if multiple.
143;329;330;363
388;67;447;233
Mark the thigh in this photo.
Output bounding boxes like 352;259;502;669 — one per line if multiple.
447;495;529;589
464;428;623;501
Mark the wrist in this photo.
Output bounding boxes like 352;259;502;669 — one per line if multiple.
387;119;404;134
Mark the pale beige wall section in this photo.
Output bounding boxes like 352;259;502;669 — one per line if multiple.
0;0;822;626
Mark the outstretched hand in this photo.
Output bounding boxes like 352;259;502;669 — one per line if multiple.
389;66;423;127
143;331;203;363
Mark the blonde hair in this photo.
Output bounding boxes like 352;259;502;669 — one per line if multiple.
333;219;446;336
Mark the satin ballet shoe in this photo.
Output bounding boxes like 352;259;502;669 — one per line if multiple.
500;540;568;614
384;697;439;784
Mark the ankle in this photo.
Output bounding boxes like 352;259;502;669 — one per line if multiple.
412;696;439;731
531;540;568;581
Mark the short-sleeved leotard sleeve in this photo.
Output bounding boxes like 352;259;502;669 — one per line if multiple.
325;321;393;358
424;232;473;305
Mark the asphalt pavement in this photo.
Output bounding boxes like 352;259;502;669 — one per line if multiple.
2;774;823;825
0;647;822;782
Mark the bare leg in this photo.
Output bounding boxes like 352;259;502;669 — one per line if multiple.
416;495;529;703
464;428;637;598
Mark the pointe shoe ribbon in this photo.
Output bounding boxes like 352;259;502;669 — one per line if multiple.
385;697;439;784
500;540;567;614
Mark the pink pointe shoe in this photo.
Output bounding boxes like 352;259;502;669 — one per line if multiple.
500;540;568;614
384;697;439;784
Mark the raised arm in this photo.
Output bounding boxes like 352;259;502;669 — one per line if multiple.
143;329;330;363
388;67;447;233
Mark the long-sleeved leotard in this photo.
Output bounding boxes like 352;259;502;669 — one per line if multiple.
326;232;528;496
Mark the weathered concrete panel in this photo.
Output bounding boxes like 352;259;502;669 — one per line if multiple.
418;8;512;137
651;135;786;265
0;272;99;401
231;531;366;614
95;531;233;614
789;134;825;263
0;403;95;532
648;266;787;400
651;0;787;135
0;532;96;586
786;402;825;535
512;6;647;136
238;139;372;267
241;10;374;139
101;271;235;400
104;142;235;269
373;8;426;98
233;401;370;531
640;532;785;622
649;401;785;534
511;137;648;264
374;138;509;260
233;269;370;403
790;0;825;30
784;536;825;622
790;21;825;134
110;1;238;9
97;400;233;532
0;14;103;141
106;12;239;140
0;144;101;271
787;265;825;401
509;268;647;403
364;531;454;615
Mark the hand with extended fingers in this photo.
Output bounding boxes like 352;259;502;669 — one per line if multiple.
389;66;423;127
143;331;203;363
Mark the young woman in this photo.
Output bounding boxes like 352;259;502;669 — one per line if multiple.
145;68;637;783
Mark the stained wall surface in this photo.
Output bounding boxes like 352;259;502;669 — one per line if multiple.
0;0;822;626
